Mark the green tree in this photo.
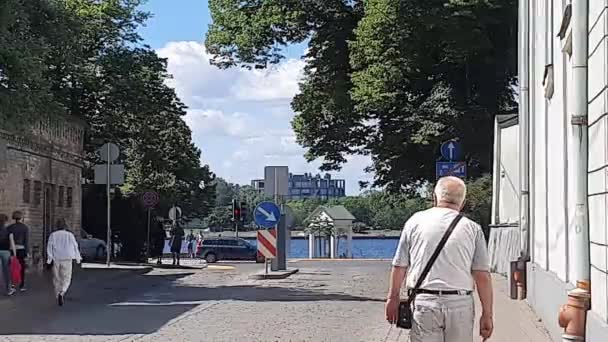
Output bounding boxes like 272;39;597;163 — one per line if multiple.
1;0;216;220
206;0;517;190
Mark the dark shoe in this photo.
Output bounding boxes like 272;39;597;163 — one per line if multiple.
58;294;64;306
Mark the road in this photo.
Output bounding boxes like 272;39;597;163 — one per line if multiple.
0;260;552;341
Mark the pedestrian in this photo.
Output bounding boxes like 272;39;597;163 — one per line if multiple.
186;230;195;258
385;176;494;342
196;232;204;257
0;214;15;296
7;211;29;292
170;222;184;266
46;218;82;306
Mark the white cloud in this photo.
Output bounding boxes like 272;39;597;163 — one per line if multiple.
158;41;373;195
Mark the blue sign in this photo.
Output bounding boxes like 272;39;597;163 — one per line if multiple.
436;162;467;179
254;201;281;228
440;140;463;161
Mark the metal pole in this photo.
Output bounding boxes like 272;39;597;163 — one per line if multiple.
106;144;111;266
518;0;531;260
277;211;286;270
271;168;279;271
146;208;151;261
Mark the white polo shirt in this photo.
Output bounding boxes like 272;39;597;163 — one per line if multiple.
392;207;490;291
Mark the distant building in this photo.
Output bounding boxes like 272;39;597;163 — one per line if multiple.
251;171;346;201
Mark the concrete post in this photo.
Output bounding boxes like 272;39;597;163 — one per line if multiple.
347;230;353;258
308;233;315;258
330;234;336;259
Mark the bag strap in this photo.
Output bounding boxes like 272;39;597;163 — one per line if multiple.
406;213;463;305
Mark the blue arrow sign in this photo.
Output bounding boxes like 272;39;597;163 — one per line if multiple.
254;201;281;228
440;140;463;161
436;161;467;179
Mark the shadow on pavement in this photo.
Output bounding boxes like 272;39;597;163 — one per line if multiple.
0;271;383;337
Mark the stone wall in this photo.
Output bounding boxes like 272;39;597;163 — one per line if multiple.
0;116;84;269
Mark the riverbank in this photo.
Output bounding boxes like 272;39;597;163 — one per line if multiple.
200;230;402;239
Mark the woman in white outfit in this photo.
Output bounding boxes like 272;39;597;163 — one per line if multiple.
46;218;82;306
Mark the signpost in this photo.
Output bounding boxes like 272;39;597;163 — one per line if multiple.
254;202;281;229
97;142;121;266
436;161;467;178
437;140;466;180
257;229;277;275
142;191;160;260
440;140;463;161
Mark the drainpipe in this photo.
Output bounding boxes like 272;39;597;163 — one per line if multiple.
558;0;591;341
514;0;531;300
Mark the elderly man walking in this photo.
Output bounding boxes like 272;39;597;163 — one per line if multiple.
47;218;82;306
385;176;494;341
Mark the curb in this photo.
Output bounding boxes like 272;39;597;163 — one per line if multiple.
248;268;299;280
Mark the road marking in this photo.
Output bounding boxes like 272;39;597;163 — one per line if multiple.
207;265;235;270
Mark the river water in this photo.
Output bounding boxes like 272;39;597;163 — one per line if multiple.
165;238;400;259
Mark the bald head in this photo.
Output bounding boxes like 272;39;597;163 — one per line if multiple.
434;176;467;208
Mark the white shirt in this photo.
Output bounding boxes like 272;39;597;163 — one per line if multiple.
47;230;82;264
392;207;490;291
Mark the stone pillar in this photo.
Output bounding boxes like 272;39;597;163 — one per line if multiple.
347;229;353;258
308;233;315;258
330;234;336;259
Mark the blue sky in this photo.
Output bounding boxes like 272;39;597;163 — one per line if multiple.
137;0;372;194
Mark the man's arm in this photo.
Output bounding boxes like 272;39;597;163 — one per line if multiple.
388;266;407;299
473;270;493;316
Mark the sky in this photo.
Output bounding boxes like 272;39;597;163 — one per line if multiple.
138;0;373;195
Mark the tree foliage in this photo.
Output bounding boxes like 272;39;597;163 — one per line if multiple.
206;0;517;190
1;0;215;219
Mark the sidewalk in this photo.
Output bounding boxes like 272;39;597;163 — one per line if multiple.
382;274;553;342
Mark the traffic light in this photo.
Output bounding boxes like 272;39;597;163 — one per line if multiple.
240;202;247;224
232;199;241;222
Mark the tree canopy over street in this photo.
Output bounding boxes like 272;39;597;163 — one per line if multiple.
1;0;215;218
206;0;517;191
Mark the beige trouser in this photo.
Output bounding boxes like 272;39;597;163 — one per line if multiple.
53;260;73;296
410;294;475;342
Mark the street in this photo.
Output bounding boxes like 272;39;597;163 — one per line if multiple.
0;261;552;342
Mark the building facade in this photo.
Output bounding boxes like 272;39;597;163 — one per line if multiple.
0;117;84;269
490;1;608;340
252;172;346;201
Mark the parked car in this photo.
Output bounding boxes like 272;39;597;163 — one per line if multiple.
197;237;263;263
78;229;107;261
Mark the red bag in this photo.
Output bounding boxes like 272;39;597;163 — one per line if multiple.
10;256;21;285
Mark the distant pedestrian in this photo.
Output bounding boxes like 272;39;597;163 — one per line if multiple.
196;232;204;257
0;214;15;296
7;211;29;292
170;223;184;266
187;230;195;258
386;176;494;342
46;218;82;306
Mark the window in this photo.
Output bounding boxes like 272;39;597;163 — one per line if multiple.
58;186;65;207
22;180;31;203
66;187;73;208
33;181;42;206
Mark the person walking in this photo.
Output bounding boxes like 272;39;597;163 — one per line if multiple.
7;211;29;292
46;218;82;306
186;230;195;259
170;222;184;266
0;214;15;296
385;176;494;342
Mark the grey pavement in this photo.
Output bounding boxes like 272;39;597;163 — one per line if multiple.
0;260;553;341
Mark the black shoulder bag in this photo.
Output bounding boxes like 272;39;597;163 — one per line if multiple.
396;214;463;329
